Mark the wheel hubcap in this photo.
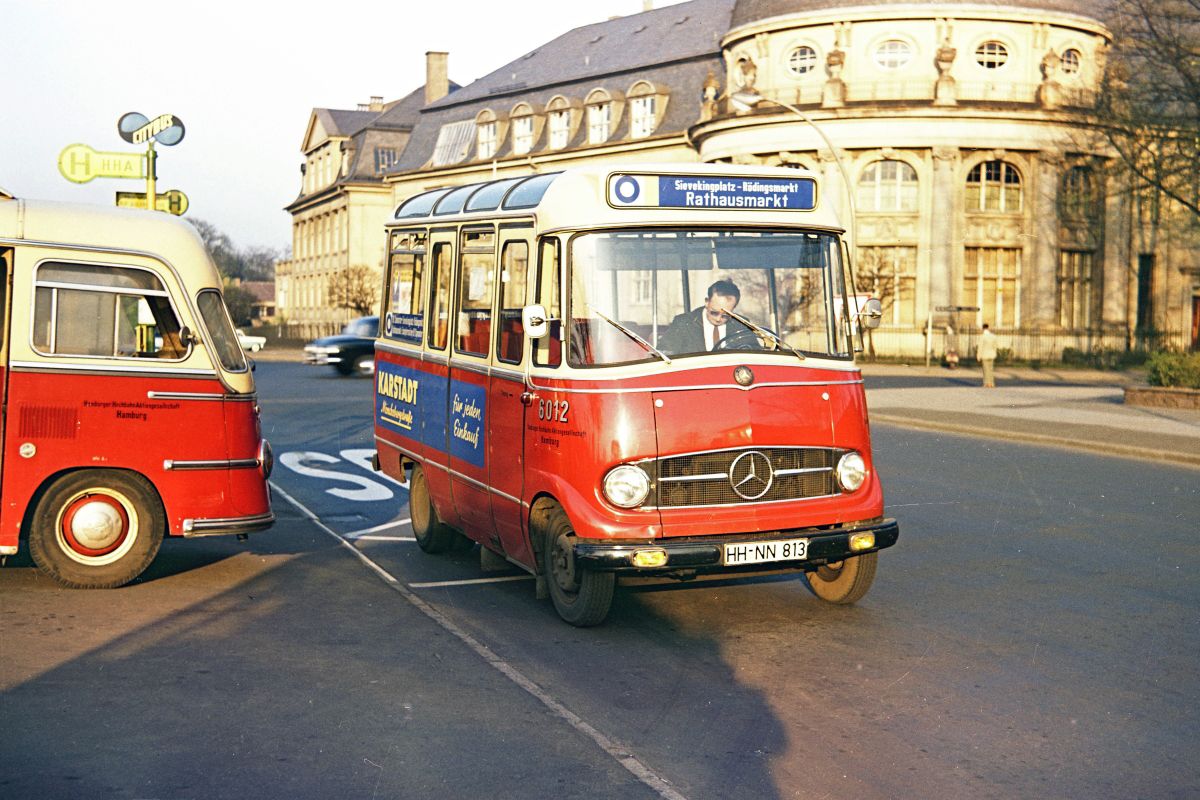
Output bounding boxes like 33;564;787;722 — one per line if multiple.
62;494;130;557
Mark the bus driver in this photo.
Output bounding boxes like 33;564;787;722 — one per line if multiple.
659;279;757;355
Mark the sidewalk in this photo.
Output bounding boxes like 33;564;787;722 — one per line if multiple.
859;363;1200;468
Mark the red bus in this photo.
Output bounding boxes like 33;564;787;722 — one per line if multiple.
373;164;896;625
0;198;273;588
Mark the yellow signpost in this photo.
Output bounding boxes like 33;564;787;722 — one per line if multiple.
115;189;189;216
57;144;146;183
57;112;187;215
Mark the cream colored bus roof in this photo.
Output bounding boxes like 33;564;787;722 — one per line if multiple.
389;162;844;234
0;198;222;290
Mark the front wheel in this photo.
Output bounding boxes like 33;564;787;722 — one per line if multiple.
804;551;877;604
28;470;165;589
540;505;614;627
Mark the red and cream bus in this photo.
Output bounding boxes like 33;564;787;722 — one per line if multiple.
373;164;897;625
0;198;273;588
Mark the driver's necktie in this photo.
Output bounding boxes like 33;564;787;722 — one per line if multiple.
711;324;720;350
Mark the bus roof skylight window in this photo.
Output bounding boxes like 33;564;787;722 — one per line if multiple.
465;177;525;212
503;173;562;209
396;187;453;218
433;183;483;215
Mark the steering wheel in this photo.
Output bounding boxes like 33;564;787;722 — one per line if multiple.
714;327;772;351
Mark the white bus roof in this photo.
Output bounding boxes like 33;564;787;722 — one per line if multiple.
0;197;222;290
389;162;844;234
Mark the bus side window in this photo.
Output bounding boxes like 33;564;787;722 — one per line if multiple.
427;243;452;350
32;262;185;360
387;245;424;344
456;250;495;357
533;238;561;367
497;240;529;364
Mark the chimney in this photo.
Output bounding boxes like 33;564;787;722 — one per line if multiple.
426;51;449;105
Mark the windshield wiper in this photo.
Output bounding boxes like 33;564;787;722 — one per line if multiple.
588;306;672;364
724;308;806;361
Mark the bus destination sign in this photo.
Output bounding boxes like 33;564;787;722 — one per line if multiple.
609;173;816;211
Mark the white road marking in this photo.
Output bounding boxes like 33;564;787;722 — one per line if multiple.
344;518;413;538
353;535;417;542
409;575;534;589
269;481;689;800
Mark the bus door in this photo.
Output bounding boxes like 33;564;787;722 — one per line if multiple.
421;230;462;530
487;228;534;567
446;227;495;541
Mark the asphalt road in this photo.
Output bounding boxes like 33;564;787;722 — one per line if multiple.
2;360;1197;799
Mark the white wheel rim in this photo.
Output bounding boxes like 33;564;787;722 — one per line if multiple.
55;489;139;567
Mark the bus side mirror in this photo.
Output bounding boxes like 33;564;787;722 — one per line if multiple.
522;304;549;339
860;298;883;330
179;326;199;345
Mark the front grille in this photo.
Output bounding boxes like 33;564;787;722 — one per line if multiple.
649;447;843;508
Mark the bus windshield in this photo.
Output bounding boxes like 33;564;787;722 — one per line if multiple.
568;229;850;366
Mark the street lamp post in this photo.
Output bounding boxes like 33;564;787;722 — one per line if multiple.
726;90;883;342
728;90;857;252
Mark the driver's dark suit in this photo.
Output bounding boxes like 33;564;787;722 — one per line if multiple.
658;307;754;355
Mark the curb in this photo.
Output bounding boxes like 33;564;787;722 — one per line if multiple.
870;413;1200;469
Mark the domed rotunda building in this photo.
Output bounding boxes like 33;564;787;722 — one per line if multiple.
690;0;1182;358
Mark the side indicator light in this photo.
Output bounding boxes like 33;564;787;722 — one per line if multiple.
631;549;668;568
849;532;875;552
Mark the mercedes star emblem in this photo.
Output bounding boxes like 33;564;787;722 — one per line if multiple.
733;366;754;386
728;450;774;500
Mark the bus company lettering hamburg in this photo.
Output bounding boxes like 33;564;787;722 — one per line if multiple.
659;176;815;210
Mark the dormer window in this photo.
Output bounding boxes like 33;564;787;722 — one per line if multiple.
550;110;571;148
474;109;505;160
477;121;497;159
587;102;611;144
630;96;656;138
546;95;580;150
512;116;534;154
509;102;540;156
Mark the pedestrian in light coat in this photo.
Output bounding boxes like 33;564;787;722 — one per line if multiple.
978;324;998;388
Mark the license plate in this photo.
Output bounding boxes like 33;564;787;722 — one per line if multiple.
723;537;808;566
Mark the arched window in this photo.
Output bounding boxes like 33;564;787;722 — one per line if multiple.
966;161;1022;212
546;96;578;149
475;110;499;160
857;160;918;212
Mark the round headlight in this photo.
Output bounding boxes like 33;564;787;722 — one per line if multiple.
602;465;651;509
836;452;867;492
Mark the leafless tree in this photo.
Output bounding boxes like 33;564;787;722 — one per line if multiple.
1095;0;1200;218
852;248;898;358
327;265;379;316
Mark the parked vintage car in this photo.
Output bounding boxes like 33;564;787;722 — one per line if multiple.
235;329;267;352
303;316;378;376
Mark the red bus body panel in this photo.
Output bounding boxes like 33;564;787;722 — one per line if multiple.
0;371;270;551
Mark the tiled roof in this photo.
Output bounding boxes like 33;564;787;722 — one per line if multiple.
394;0;734;172
426;0;735;110
241;281;276;303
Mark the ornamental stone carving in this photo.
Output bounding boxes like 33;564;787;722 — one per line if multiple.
823;49;846;108
934;41;958;106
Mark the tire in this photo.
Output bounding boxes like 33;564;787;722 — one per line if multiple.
28;470;165;589
250;344;261;353
805;551;878;604
540;505;614;627
409;466;459;554
334;360;354;376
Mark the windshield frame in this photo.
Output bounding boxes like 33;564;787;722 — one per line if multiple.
564;226;852;369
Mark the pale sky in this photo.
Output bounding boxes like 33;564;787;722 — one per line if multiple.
1;0;685;252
